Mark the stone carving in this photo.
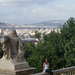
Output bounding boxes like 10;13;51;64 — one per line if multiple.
1;36;12;59
1;30;25;61
0;30;36;75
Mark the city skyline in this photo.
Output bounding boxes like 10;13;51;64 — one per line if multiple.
0;0;75;25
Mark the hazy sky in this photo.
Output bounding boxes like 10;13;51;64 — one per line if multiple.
0;0;75;25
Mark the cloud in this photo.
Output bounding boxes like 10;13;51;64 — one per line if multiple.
20;5;75;23
1;2;75;24
0;0;55;7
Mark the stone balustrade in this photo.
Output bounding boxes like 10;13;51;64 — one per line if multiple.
31;66;75;75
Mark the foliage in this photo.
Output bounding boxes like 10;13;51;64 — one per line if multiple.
24;42;35;60
35;31;41;40
60;17;75;67
24;17;75;73
25;30;64;73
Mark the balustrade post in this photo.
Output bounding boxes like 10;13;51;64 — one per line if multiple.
70;71;71;75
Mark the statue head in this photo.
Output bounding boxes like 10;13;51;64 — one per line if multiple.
11;30;17;37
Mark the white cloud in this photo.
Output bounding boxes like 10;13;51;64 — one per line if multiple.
1;1;75;24
0;0;55;7
23;5;75;23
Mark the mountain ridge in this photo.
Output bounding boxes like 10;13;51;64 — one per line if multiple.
30;20;66;26
0;20;66;26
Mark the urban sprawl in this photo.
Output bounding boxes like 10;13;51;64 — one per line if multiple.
0;22;61;45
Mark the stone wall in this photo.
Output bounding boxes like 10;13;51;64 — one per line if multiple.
30;73;50;75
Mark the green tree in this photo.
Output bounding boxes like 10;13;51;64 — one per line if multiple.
60;17;75;67
24;17;75;73
35;31;41;40
26;31;63;73
24;42;35;60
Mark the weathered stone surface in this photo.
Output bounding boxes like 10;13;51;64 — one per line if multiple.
1;30;25;60
30;73;50;75
0;68;36;75
0;58;29;70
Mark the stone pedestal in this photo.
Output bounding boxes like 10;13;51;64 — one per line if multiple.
0;68;36;75
0;58;30;70
0;58;36;75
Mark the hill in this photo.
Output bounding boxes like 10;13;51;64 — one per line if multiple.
31;20;66;26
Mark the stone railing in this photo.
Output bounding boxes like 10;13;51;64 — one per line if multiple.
31;66;75;75
53;66;75;75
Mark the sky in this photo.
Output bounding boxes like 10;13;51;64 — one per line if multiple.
0;0;75;25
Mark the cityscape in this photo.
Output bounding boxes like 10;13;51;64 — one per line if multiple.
0;20;63;45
